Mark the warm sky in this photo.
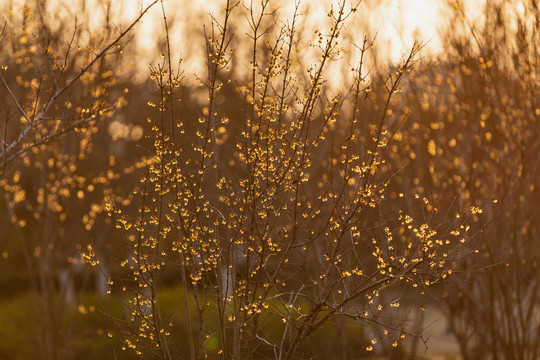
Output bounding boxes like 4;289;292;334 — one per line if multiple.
3;0;488;82
133;0;449;63
122;0;460;82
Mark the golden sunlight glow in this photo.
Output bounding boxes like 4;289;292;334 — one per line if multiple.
15;0;487;84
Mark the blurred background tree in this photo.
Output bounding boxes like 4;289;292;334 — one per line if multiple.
0;1;157;358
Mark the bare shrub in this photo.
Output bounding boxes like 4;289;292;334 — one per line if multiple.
94;2;482;359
